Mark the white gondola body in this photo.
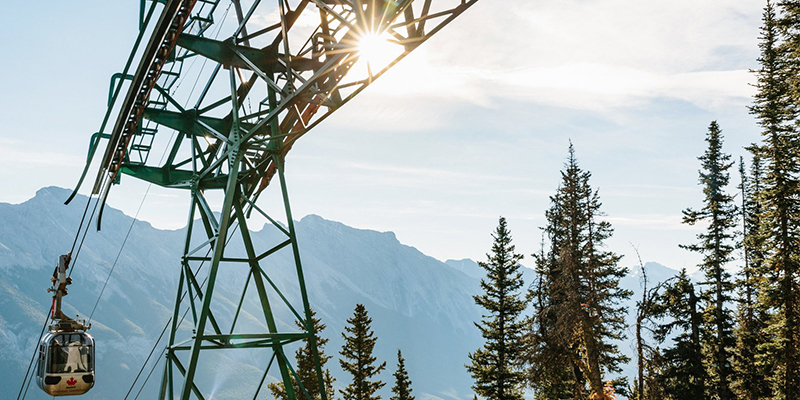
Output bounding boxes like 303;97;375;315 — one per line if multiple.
35;331;95;396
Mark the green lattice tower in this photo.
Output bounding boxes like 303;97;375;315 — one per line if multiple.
68;1;480;399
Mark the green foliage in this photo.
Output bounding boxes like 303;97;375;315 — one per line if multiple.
527;241;578;400
339;304;386;400
732;156;773;400
467;216;527;400
681;121;737;400
651;270;707;400
633;260;672;400
779;0;800;106
638;349;666;400
749;1;800;397
525;144;631;399
268;309;335;400
390;350;414;400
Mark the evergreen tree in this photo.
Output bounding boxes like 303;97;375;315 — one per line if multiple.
390;350;414;400
525;144;631;399
269;309;335;400
751;1;800;397
681;121;737;400
651;269;706;400
639;349;666;400
779;0;800;106
340;304;386;400
732;155;772;400
467;217;527;400
632;253;671;400
526;238;577;400
323;371;336;400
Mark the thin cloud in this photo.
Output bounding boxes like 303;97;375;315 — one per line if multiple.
604;214;697;231
344;161;530;183
363;62;755;112
0;144;82;168
328;0;761;129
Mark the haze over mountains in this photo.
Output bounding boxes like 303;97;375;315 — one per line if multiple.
0;187;680;400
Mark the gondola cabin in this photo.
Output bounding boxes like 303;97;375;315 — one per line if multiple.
35;331;95;396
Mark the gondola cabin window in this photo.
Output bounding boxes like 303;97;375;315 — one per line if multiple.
37;343;45;377
48;334;93;373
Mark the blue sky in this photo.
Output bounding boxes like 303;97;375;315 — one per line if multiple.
0;0;764;272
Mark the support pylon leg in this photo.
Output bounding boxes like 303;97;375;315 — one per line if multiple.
276;156;328;400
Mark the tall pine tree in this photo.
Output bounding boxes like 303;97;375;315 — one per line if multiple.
632;255;672;400
779;0;800;106
681;121;737;400
467;217;527;400
340;304;386;400
390;350;414;400
651;269;706;400
525;144;631;399
268;309;335;400
526;237;576;400
732;155;772;400
750;1;800;397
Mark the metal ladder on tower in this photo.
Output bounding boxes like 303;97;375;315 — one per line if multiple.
128;0;222;166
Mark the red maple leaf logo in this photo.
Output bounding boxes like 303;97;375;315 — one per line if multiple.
67;377;77;386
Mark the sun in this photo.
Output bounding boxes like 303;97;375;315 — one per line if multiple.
357;32;399;69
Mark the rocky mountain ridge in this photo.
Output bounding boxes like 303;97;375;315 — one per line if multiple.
0;187;680;400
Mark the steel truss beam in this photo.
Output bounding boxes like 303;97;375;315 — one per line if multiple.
69;0;481;399
74;0;480;205
160;150;317;400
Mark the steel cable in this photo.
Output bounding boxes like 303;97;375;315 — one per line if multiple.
17;0;188;396
85;0;232;340
17;188;104;400
20;2;236;397
80;0;232;316
123;314;171;400
15;305;52;400
132;347;167;400
123;219;240;399
87;184;151;324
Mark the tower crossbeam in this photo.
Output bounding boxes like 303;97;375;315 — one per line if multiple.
68;1;481;399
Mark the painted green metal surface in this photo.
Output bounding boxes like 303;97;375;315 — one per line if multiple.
73;0;481;399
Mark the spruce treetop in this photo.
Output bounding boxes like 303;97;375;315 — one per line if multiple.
268;309;333;400
525;143;630;399
681;121;737;400
390;350;414;400
467;217;527;400
475;216;525;315
340;304;386;400
681;120;738;266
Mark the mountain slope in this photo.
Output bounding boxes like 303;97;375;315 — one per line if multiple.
0;187;485;400
0;187;685;400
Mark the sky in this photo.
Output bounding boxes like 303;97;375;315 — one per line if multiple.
0;0;765;273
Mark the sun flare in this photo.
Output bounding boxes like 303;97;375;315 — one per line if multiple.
357;32;398;68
